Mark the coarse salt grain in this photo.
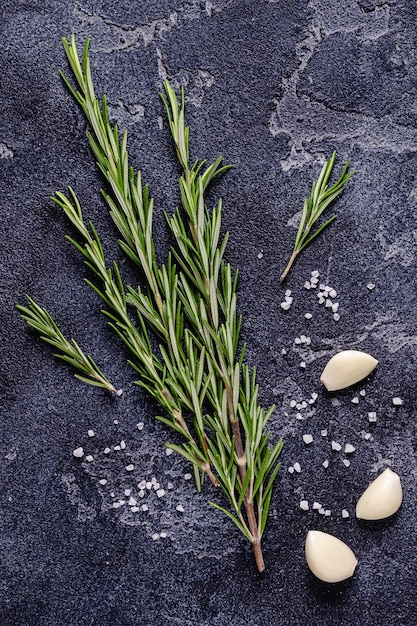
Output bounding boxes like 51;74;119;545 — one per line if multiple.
152;533;159;541
303;434;313;445
392;397;403;406
293;462;302;473
290;400;297;408
300;500;309;511
305;312;313;319
280;301;291;311
311;270;320;278
128;497;137;506
131;506;139;513
331;441;341;451
156;489;166;498
124;489;131;496
167;482;174;490
138;480;146;490
359;389;366;396
72;447;84;458
368;412;377;423
137;422;144;430
333;313;340;321
342;509;350;519
103;447;111;454
160;532;167;539
165;448;173;456
295;413;304;420
351;397;359;404
312;502;322;509
288;466;295;474
184;473;192;480
345;444;356;454
300;361;306;369
343;459;351;468
120;440;126;450
322;459;329;468
367;283;375;290
176;504;185;513
304;281;311;289
85;455;94;462
87;430;95;438
99;479;107;485
321;429;328;437
125;464;135;472
141;504;149;511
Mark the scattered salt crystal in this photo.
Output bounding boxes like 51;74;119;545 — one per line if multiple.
333;313;340;321
325;299;333;308
167;482;174;490
184;473;192;480
138;490;145;498
321;429;328;437
165;448;173;456
281;348;287;355
368;411;377;422
290;400;297;408
304;281;311;289
295;413;304;420
257;252;263;259
99;479;107;485
137;422;144;430
113;502;121;509
312;502;322;509
332;302;339;313
128;497;137;506
131;506;139;513
285;289;292;297
324;510;331;517
138;480;146;490
345;444;355;454
300;500;309;511
72;447;84;458
114;445;121;451
302;434;313;445
124;489;131;496
113;420;118;425
152;533;159;541
300;361;306;369
351;397;359;404
343;459;351;468
318;507;325;515
304;312;312;319
311;270;320;278
319;283;326;291
300;401;307;409
115;389;123;397
300;334;307;343
364;433;372;440
125;464;135;472
280;301;291;311
318;296;325;305
329;289;337;298
322;460;329;468
342;509;350;519
176;504;185;513
367;283;375;290
87;430;95;438
146;481;152;490
103;447;111;455
120;440;126;450
296;403;303;410
160;532;167;539
294;337;301;345
311;392;318;401
293;462;302;473
156;489;166;498
85;455;94;462
331;441;341;451
288;466;295;474
392;397;403;406
141;504;149;511
359;389;366;396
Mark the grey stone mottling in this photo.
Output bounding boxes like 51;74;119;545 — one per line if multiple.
2;1;417;624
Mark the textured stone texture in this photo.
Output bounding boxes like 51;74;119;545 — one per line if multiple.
1;1;417;624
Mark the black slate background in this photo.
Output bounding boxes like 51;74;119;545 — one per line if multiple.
2;1;417;625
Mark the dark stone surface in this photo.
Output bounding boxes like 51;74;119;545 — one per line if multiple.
2;1;417;624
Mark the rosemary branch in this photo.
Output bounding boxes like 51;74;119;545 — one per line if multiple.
19;35;282;571
280;151;354;281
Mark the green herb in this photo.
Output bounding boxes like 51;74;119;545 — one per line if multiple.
280;151;354;281
16;296;119;393
17;35;282;572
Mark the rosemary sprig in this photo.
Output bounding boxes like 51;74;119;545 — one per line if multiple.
19;34;282;571
280;151;353;281
16;296;119;393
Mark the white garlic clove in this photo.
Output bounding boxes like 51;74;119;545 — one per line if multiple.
356;468;403;520
305;530;358;583
320;350;378;391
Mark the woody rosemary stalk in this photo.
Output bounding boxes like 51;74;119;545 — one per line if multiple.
19;34;282;571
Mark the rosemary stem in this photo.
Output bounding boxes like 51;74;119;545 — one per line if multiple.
280;249;298;282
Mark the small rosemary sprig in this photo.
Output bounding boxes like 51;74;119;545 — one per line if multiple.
16;296;119;393
280;151;353;281
50;35;282;571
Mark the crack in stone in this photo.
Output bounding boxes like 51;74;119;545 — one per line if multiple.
157;48;215;108
268;0;401;171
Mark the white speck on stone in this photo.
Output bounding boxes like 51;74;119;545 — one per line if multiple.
138;490;145;498
165;448;173;456
113;419;118;425
125;464;135;472
156;489;166;498
333;313;340;321
300;401;307;409
368;412;377;422
152;533;160;541
318;296;325;305
293;462;302;473
351;396;360;404
99;479;107;485
331;441;342;451
392;397;403;406
367;283;375;290
257;252;263;259
304;312;312;319
342;509;350;518
281;348;287;355
364;432;373;440
85;455;94;462
184;473;192;480
176;504;185;513
137;422;144;430
115;389;123;397
343;459;351;468
103;447;111;455
322;459;329;468
87;430;95;438
300;500;309;511
72;447;84;458
300;361;306;369
321;429;328;437
325;298;333;308
331;302;339;313
303;434;313;445
294;337;301;345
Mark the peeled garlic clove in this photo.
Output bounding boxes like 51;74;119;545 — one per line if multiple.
320;350;378;391
305;530;358;583
356;467;402;520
